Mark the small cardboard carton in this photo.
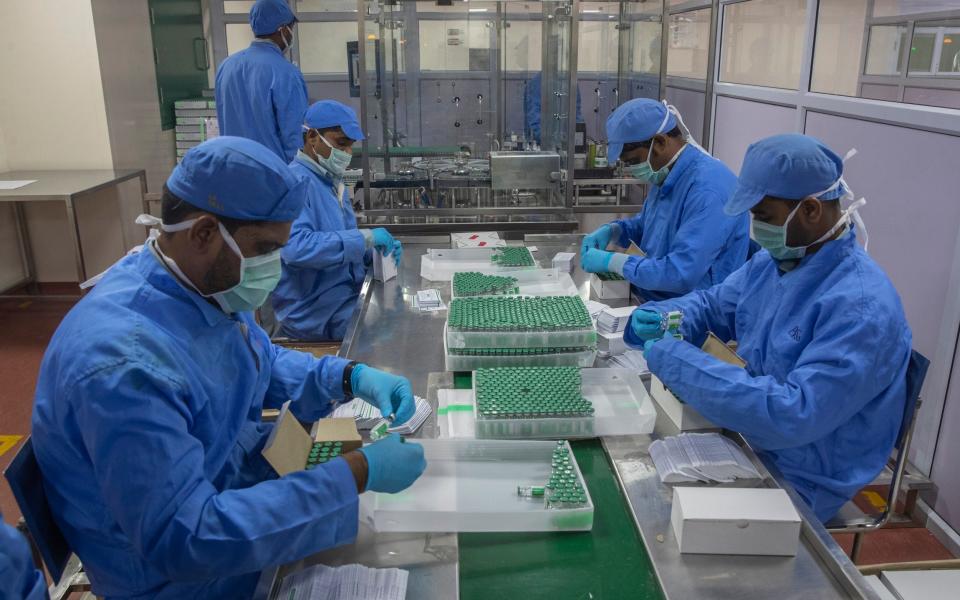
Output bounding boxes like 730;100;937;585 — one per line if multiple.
373;250;397;282
590;273;630;300
261;401;362;476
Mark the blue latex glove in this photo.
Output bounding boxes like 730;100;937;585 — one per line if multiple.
630;309;664;343
580;247;614;274
390;240;403;267
371;228;397;254
642;337;660;358
351;364;416;425
581;223;617;255
358;434;427;493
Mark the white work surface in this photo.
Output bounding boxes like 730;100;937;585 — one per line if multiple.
880;569;960;600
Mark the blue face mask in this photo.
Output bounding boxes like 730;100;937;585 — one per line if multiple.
315;132;352;178
752;197;866;262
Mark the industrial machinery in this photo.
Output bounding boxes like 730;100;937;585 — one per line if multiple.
351;0;663;234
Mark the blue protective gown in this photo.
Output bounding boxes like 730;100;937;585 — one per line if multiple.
272;154;369;341
523;73;584;144
215;41;308;163
0;513;47;600
627;230;912;522
612;147;749;302
31;246;359;599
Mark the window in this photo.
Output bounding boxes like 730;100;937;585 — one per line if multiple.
812;1;960;110
226;23;254;55
298;22;358;74
720;0;806;89
223;1;254;14
503;20;541;71
419;20;491;71
579;20;619;73
666;8;710;79
297;0;357;11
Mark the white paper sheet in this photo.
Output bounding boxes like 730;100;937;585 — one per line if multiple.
0;180;37;190
276;563;408;600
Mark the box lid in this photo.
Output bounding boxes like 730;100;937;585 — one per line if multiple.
675;487;801;523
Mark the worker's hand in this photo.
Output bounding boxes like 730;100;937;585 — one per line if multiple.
580;223;619;255
370;228;397;255
351;364;416;425
359;434;427;493
580;247;614;274
642;337;660;358
630;309;664;343
390;240;403;267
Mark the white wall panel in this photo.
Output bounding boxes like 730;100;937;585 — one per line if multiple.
712;96;796;173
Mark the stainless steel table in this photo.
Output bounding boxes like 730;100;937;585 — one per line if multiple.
0;169;148;295
255;234;880;599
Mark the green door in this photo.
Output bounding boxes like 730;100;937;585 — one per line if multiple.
148;0;209;130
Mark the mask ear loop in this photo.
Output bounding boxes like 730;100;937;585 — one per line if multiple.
661;101;707;155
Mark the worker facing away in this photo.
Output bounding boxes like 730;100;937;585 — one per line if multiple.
31;137;426;599
0;511;46;600
215;0;307;162
580;99;750;302
272;100;402;341
625;133;911;522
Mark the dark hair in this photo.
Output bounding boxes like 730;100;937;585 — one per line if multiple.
622;126;684;152
160;184;266;234
255;20;296;39
302;125;344;144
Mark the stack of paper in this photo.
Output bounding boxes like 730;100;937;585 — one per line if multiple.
415;289;444;312
332;399;385;430
585;300;610;321
649;433;761;484
607;350;649;374
373;395;432;436
596;306;636;334
552;252;575;273
276;563;408;600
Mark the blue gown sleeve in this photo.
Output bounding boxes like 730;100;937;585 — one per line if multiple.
624;259;748;349
73;363;359;581
618;186;737;294
281;217;367;271
265;342;350;421
645;305;903;451
0;516;47;600
612;208;646;249
272;70;309;163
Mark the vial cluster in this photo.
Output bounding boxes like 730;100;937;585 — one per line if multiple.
452;272;520;296
475;367;593;419
447;296;593;331
546;442;588;508
306;441;343;469
448;346;588;357
595;271;626;282
490;247;536;267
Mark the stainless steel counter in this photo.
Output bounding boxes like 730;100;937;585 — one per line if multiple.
255;234;879;599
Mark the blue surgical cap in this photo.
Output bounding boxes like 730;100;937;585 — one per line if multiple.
166;137;306;222
304;100;365;141
725;134;848;216
606;99;678;163
250;0;296;36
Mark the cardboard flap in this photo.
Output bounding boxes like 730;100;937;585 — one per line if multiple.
701;332;746;368
312;417;363;452
626;241;646;257
261;401;314;476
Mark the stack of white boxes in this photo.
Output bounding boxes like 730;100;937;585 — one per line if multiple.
175;97;218;162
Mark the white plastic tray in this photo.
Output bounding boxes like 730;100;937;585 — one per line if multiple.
360;439;593;532
445;322;597;350
420;247;539;281
451;268;579;298
473;368;656;439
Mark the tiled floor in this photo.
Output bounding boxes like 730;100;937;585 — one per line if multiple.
1;290;957;571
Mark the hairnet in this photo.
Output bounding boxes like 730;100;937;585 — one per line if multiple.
725;134;848;216
166;137;306;222
606;98;678;162
303;100;365;141
249;0;296;36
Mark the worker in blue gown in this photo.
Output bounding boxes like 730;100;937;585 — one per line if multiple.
272;100;401;341
31;137;427;599
0;512;47;600
625;134;912;522
215;0;307;162
523;72;584;145
580;99;750;302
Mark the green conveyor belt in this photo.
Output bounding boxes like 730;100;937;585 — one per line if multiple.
453;374;664;600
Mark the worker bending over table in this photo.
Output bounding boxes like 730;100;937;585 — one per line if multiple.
31;137;425;599
272;100;401;341
626;134;912;522
580;99;750;301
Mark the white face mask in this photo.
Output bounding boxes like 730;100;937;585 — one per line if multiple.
281;25;295;54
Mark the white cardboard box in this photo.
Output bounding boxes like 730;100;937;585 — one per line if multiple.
552;252;575;274
671;487;801;556
597;330;626;356
649;375;717;431
373;249;397;282
590;273;630;300
880;569;960;600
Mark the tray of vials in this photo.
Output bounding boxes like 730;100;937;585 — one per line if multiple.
420;246;538;281
445;340;597;370
451;268;579;299
446;296;597;349
471;366;656;439
359;439;594;532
